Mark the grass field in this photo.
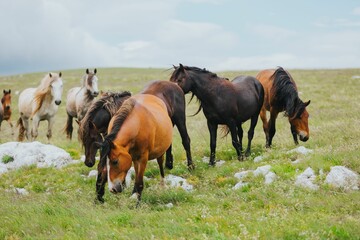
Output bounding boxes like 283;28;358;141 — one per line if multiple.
1;67;360;239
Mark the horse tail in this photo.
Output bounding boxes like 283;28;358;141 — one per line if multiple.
220;125;230;139
17;117;25;141
63;114;73;140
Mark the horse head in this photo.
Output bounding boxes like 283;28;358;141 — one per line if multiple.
2;89;11;110
169;64;194;94
49;72;63;105
289;100;311;142
85;68;99;97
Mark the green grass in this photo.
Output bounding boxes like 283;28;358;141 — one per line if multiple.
2;155;14;164
1;67;360;239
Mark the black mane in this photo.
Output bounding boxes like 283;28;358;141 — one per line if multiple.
271;67;305;118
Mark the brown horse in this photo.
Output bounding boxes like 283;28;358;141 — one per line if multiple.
170;64;264;165
256;67;310;147
1;89;14;134
97;94;173;205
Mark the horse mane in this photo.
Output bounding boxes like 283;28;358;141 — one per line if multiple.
271;67;305;118
32;73;60;115
78;91;131;146
99;97;136;167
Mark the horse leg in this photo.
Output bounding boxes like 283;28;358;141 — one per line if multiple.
157;154;165;187
65;113;73;140
31;116;40;141
245;115;260;157
260;107;270;148
232;123;244;161
7;119;14;135
165;144;174;170
267;109;279;147
291;125;299;145
46;117;55;142
207;121;218;166
175;119;194;171
132;159;147;207
96;163;107;203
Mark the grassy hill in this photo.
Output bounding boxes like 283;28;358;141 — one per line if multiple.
0;67;360;239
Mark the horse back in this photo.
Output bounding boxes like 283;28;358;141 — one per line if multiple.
66;87;82;117
115;94;173;160
18;88;36;118
141;80;185;120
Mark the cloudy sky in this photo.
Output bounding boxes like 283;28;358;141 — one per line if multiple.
1;0;360;75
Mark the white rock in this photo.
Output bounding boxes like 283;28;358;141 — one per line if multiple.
325;166;359;190
254;165;272;177
234;170;252;180
288;146;313;155
80;155;86;162
202;156;209;163
216;160;226;167
232;182;249;190
88;170;98;178
14;188;29;195
253;156;264;163
0;142;74;174
295;167;319;190
125;167;135;187
165;203;174;208
264;172;277;184
165;174;193;192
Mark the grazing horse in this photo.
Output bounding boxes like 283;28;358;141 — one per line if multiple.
17;72;63;141
170;64;264;165
1;89;14;134
97;94;173;205
65;69;99;139
256;67;310;147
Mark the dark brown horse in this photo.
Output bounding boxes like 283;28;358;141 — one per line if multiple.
256;67;310;147
170;64;264;165
1;89;14;134
98;94;173;205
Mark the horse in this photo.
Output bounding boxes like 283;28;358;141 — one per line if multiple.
78;80;194;171
64;69;99;139
0;89;14;134
170;64;264;166
17;72;63;141
256;67;310;147
97;94;173;205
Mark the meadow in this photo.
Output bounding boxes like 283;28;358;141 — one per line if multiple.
0;67;360;239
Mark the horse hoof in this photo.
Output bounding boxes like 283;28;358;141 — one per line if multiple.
165;163;173;170
208;161;216;167
95;197;104;204
238;156;244;161
187;163;195;171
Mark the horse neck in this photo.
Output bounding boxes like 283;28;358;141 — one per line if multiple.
188;72;218;100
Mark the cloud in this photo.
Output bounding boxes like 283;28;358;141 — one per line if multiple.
353;7;360;15
251;24;297;40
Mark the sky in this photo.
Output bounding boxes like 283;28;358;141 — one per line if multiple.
1;0;360;75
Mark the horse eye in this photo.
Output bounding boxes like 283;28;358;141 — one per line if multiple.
111;159;118;165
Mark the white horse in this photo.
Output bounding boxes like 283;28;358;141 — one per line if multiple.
17;72;63;142
64;69;99;139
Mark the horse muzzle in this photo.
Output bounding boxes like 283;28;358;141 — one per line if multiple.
55;100;62;105
92;91;99;97
299;132;309;142
110;181;124;194
84;158;95;167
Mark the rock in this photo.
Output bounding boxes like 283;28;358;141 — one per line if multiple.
264;172;277;184
165;174;193;192
325;166;359;190
232;182;249;190
254;165;272;177
295;167;319;190
14;188;29;195
234;170;252;180
88;170;98;178
253;156;264;163
125;167;135;187
165;203;174;208
0;141;75;174
288;146;313;155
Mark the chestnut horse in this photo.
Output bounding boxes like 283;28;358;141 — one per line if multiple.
1;89;14;134
256;67;310;147
17;73;63;141
65;69;99;139
170;64;264;165
97;94;173;205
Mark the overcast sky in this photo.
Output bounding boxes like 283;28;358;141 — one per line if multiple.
1;0;360;75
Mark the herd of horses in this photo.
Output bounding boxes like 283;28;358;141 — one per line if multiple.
0;65;310;205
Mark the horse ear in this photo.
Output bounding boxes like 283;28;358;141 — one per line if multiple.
305;100;311;107
49;73;52;78
179;63;184;70
8;89;11;94
59;72;62;77
75;119;80;126
94;68;97;74
86;69;89;74
3;90;5;94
